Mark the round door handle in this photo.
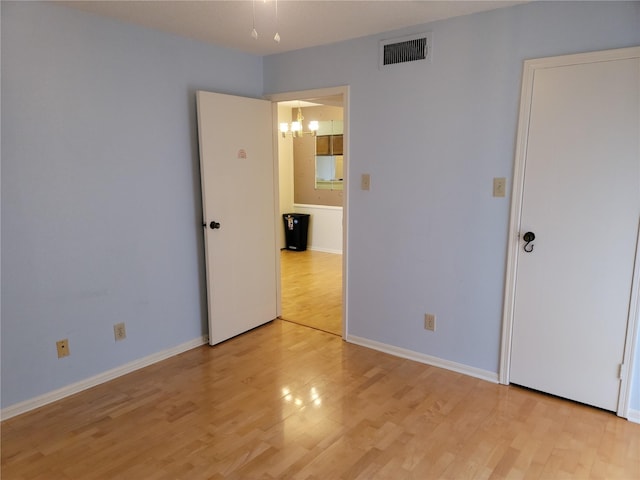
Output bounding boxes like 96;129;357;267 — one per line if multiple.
523;231;535;252
209;221;221;230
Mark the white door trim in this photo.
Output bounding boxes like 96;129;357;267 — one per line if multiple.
265;86;350;339
499;46;640;418
619;221;640;415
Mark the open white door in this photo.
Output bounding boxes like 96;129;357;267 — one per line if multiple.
504;48;640;412
196;91;278;345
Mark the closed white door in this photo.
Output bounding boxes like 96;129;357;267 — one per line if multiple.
510;53;640;411
196;91;278;345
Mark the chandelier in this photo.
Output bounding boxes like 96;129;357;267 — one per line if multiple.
280;106;319;138
251;0;280;44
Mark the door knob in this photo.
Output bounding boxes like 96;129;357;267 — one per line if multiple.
209;221;221;230
523;231;535;252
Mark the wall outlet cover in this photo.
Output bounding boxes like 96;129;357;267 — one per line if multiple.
56;339;70;358
424;313;436;332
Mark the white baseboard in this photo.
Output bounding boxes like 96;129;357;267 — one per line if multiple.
346;335;499;384
309;247;342;255
1;335;208;421
346;336;640;422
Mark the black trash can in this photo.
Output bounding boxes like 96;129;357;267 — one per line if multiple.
283;213;310;251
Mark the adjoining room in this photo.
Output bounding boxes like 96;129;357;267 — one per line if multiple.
278;99;344;336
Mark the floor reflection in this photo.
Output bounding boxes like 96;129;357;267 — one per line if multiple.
282;386;322;408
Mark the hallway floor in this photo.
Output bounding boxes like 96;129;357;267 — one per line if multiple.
280;249;342;336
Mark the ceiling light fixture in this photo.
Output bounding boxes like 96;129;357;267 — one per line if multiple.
280;106;319;138
251;0;258;39
274;0;280;43
250;0;281;44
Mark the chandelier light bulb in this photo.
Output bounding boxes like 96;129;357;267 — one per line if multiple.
251;0;258;40
251;0;281;45
273;0;280;44
280;106;318;138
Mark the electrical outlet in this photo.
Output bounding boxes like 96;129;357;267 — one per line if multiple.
424;313;436;332
493;177;506;197
56;339;70;358
114;322;127;341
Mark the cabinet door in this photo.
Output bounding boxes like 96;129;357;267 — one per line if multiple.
316;136;331;155
332;135;343;155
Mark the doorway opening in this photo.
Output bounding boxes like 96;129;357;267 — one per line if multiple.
270;87;348;338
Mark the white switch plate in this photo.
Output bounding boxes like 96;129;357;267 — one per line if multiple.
114;322;127;341
361;173;371;191
493;177;506;197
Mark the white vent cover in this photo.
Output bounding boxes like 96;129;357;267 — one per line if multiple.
379;32;432;69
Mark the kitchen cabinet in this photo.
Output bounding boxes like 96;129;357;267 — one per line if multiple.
332;135;343;155
316;134;343;155
316;135;331;155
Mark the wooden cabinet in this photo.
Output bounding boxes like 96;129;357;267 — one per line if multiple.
316;135;331;155
316;134;343;155
332;135;343;155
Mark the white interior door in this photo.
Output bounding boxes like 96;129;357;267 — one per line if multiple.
196;91;278;346
509;53;640;411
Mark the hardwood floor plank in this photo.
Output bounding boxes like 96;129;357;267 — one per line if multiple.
280;250;342;336
2;320;639;479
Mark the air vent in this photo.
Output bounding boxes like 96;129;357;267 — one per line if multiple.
379;32;432;69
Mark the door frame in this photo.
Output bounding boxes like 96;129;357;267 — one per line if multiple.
499;47;640;418
266;86;350;339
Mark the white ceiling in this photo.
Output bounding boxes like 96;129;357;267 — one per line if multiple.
57;1;526;57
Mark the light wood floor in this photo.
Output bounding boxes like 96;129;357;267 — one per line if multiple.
2;320;639;479
280;249;342;336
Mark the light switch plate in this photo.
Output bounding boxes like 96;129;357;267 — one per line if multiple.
493;177;506;197
114;322;127;341
361;173;371;191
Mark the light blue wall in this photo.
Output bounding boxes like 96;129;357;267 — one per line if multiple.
265;1;640;408
3;0;640;414
1;1;263;407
